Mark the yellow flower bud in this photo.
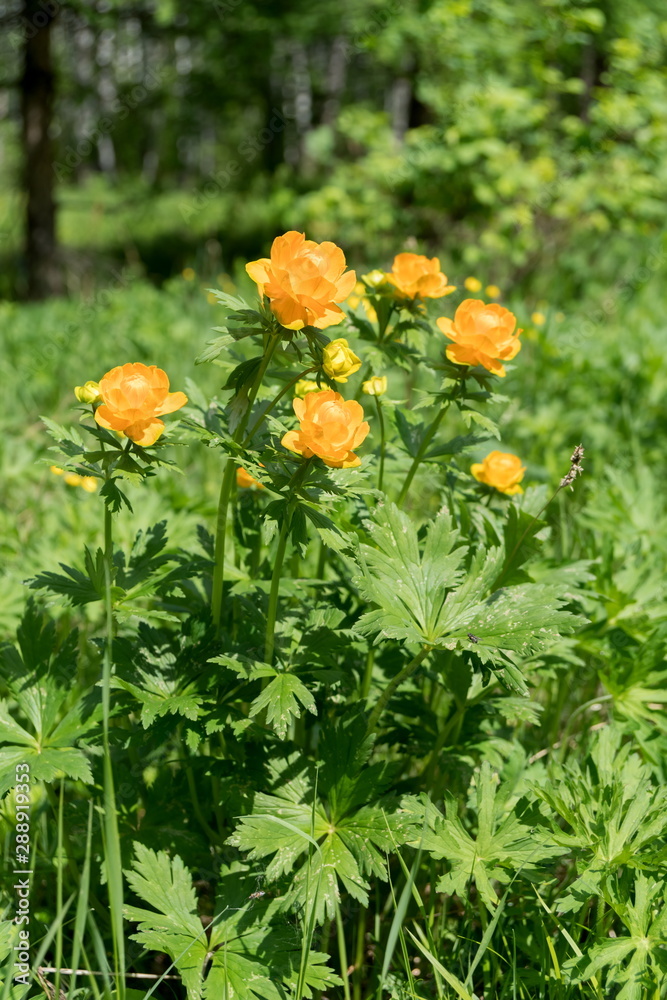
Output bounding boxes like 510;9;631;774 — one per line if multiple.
464;276;482;292
362;375;388;397
50;465;65;476
322;338;362;384
531;311;546;326
485;284;501;299
182;267;196;281
64;472;82;487
294;378;320;398
79;476;98;493
361;269;389;290
74;381;102;405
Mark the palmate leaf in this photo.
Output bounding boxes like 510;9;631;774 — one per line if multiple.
124;845;340;1000
401;762;559;909
532;725;667;910
248;672;316;739
563;873;667;999
353;503;582;685
228;728;410;923
0;603;99;796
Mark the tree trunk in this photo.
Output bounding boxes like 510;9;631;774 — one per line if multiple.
20;0;62;299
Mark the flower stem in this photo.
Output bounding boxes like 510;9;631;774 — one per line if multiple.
263;458;313;665
361;647;375;700
264;517;290;666
211;335;280;630
374;395;386;491
396;404;449;506
101;501;125;1000
366;645;432;737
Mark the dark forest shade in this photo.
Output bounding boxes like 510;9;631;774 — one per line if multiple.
20;0;62;299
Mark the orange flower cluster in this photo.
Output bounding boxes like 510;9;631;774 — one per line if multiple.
388;253;455;299
94;363;188;446
281;389;369;468
437;299;522;377
246;231;356;330
471;451;525;495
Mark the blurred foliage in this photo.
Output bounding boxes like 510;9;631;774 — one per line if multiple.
1;0;667;300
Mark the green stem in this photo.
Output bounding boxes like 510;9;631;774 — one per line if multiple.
494;484;564;590
211;335;280;630
361;647;375;700
264;457;313;666
54;778;64;1000
352;906;366;1000
335;901;352;1000
374;395;386;491
101;501;125;1000
396;404;450;506
366;646;432;737
264;520;290;666
211;460;236;630
315;539;327;581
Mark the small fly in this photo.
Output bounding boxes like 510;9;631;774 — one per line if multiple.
467;633;479;643
248;891;266;900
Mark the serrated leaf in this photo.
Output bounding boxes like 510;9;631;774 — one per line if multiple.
124;846;340;999
402;763;560;909
353;503;582;693
249;673;316;739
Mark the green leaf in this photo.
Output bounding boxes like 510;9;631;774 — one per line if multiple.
402;763;560;909
0;746;93;797
353;503;582;694
249;673;316;739
229;739;410;923
124;845;340;1000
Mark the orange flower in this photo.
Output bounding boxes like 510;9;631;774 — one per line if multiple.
471;451;526;495
437;299;522;376
246;231;356;330
95;363;188;447
281;389;369;469
388;253;455;299
237;467;264;489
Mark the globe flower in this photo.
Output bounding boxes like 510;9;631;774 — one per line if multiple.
322;338;362;384
362;375;387;397
464;277;482;293
94;363;188;447
294;379;320;398
80;476;98;493
471;451;526;495
437;299;522;377
74;381;102;405
388;253;455;299
237;467;264;489
281;390;369;469
486;284;501;299
246;230;356;330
